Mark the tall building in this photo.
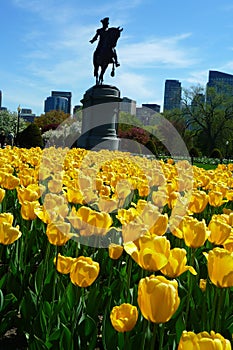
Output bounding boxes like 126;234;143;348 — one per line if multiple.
120;97;136;115
20;108;36;123
207;70;233;95
44;96;69;113
51;91;72;114
142;103;160;113
163;79;181;111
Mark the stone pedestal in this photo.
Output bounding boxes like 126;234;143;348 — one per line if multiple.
77;85;122;150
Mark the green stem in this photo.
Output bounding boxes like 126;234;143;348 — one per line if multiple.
184;248;196;327
37;241;51;307
150;322;157;350
126;256;133;302
47;247;58;336
141;318;148;349
215;288;226;332
210;285;218;330
71;287;81;338
159;323;165;350
124;332;130;349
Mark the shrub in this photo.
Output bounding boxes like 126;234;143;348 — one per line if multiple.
210;148;222;159
189;147;200;158
18;124;44;148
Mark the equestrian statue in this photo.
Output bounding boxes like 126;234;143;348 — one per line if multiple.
90;17;123;85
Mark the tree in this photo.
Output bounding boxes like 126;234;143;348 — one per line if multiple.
0;109;28;136
182;85;233;156
118;112;143;132
34;110;70;131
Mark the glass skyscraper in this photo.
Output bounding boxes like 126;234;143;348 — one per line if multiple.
163;80;181;111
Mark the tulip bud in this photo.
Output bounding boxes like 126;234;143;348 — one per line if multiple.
108;243;123;260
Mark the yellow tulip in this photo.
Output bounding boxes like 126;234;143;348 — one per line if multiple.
161;248;197;278
0;188;5;202
21;200;40;220
188;190;208;213
199;279;207;292
48;177;63;193
116;207;138;225
151;190;168;208
70;256;100;287
137;275;180;323
181;216;209;248
140;202;168;236
46;221;71;246
115;179;132;199
203;247;233;288
178;330;231;350
208;217;231;245
225;189;233;201
124;236;170;271
208;190;226;207
0;212;14;225
138;182;150;197
54;253;77;274
17;184;41;204
0;213;22;245
223;232;233;252
98;196;119;213
65;187;84;204
110;303;138;332
68;206;112;236
108;243;123;260
36;193;69;224
122;219;149;243
2;173;20;190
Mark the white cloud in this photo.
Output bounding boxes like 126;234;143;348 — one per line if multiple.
120;33;198;68
184;70;209;86
117;72;158;102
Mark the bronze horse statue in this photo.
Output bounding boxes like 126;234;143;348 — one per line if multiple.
93;27;123;85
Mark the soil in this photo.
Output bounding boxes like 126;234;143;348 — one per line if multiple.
0;328;27;350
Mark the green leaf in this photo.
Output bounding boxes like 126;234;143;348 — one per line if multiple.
49;328;61;342
59;323;73;350
20;289;37;323
34;262;45;295
102;307;117;350
175;315;186;344
0;289;4;312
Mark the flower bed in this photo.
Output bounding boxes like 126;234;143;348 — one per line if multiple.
0;146;232;349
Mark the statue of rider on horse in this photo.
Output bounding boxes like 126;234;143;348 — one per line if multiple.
90;17;123;85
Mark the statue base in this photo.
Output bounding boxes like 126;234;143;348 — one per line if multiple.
77;85;121;151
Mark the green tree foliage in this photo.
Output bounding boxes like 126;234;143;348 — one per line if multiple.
34;110;70;131
182;85;233;156
18;124;44;148
0;109;28;135
118;112;143;132
161;109;194;152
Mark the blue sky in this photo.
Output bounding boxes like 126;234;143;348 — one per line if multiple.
1;0;233;115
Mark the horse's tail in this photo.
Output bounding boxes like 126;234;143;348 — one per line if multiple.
111;63;115;77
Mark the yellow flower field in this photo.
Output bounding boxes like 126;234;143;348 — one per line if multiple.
0;145;232;349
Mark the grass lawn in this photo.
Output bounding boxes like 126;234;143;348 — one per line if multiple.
194;162;217;170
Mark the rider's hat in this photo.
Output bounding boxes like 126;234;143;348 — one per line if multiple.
101;17;109;25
